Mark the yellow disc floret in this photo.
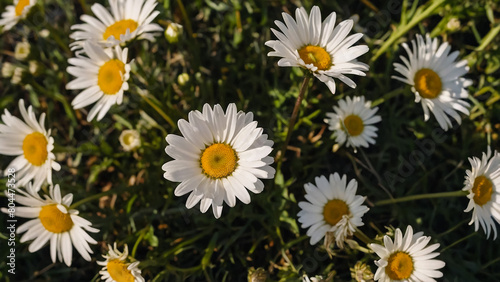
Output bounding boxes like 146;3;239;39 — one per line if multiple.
107;259;135;282
39;204;74;233
323;199;349;226
22;132;48;166
200;143;238;179
103;19;138;41
472;175;493;206
15;0;30;17
98;59;126;95
414;68;442;99
298;45;332;71
385;251;414;280
343;115;364;137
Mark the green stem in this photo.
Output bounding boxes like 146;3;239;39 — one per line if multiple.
137;92;175;129
69;186;134;209
354;227;373;245
441;232;477;252
131;228;147;258
277;74;311;163
475;23;500;52
371;0;447;62
375;190;467;206
371;87;405;107
175;0;193;38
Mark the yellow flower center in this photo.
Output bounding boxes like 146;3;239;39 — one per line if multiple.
103;19;139;41
323;199;349;226
98;59;126;95
472;175;493;206
385;251;414;280
343;115;364;136
414;68;442;99
123;133;136;146
298;45;332;71
200;143;238;179
39;204;74;233
22;132;48;166
15;0;30;17
107;259;135;282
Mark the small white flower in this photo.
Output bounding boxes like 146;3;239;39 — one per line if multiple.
2;62;15;77
393;33;471;131
165;22;183;43
325;96;381;148
369;226;445;282
0;0;36;31
463;147;500;239
163;103;276;218
14;40;30;60
98;243;144;282
265;6;369;94
70;0;163;50
119;129;141;151
0;99;61;190
66;41;131;121
1;184;99;266
297;173;369;247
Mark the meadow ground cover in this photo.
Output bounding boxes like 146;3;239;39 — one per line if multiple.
0;0;499;281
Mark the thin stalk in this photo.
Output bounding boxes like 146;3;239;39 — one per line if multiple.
375;190;467;206
359;148;393;199
277;74;311;163
371;87;405;107
175;0;193;38
441;232;476;253
69;186;133;209
131;228;147;258
354;227;373;245
137;92;175;129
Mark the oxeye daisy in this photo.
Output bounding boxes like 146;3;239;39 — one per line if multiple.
325;96;381;149
0;0;36;31
0;99;60;190
463;147;500;239
393;33;471;131
69;0;163;50
162;103;276;219
98;243;144;282
66;41;131;122
369;226;445;282
265;6;369;94
297;173;369;247
1;184;99;266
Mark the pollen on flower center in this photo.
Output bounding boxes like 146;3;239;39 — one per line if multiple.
472;175;493;206
323;199;349;226
107;259;135;282
414;68;442;99
343;115;364;136
39;204;74;233
103;19;139;41
22;132;48;166
298;45;332;71
386;251;414;280
200;143;238;179
15;0;30;16
98;59;126;95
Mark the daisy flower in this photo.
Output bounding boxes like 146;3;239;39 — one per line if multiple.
0;0;36;31
162;103;276;219
265;6;369;94
369;225;445;282
98;243;144;282
1;184;99;266
297;173;369;247
463;147;500;239
69;0;163;50
66;41;131;122
119;129;141;151
325;96;381;148
0;99;61;190
393;33;471;131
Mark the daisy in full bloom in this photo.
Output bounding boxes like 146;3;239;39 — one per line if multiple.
265;6;369;94
393;33;471;131
0;99;61;190
297;173;369;247
463;147;500;239
325;96;381;148
70;0;163;50
0;0;36;31
66;41;131;122
98;243;144;282
1;184;99;266
369;226;445;282
162;103;276;218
